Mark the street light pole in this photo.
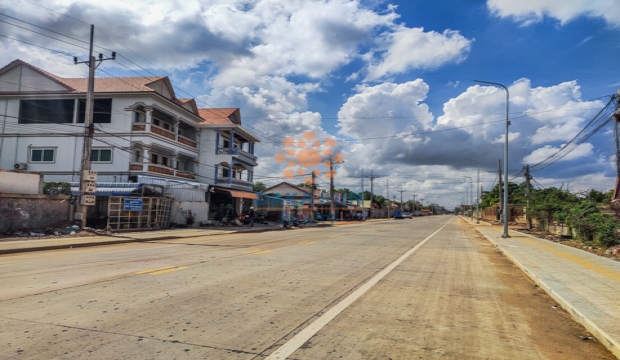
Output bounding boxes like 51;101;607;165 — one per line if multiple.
474;80;510;238
466;159;480;224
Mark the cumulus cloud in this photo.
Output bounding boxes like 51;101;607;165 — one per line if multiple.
522;143;594;164
365;26;473;81
487;0;620;27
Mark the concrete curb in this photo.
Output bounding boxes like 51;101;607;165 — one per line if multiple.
0;223;332;255
473;224;620;359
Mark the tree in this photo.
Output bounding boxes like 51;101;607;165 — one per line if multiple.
298;182;320;190
253;181;267;193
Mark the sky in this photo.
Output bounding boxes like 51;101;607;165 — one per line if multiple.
1;0;620;209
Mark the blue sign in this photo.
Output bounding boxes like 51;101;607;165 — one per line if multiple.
394;210;402;218
124;198;143;211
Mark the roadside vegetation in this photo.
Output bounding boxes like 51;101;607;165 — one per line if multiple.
480;183;620;248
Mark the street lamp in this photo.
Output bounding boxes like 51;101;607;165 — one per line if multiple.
466;159;480;224
474;80;510;238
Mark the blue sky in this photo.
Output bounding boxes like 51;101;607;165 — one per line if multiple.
1;0;619;208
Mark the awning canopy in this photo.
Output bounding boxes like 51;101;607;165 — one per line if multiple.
228;189;257;199
70;182;144;196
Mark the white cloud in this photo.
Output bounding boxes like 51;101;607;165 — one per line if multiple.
522;143;594;164
491;132;520;143
365;27;473;81
487;0;620;27
337;80;433;138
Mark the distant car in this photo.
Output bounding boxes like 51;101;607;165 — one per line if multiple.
401;212;413;219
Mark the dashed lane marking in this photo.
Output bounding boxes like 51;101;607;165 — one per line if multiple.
244;249;272;255
135;266;188;275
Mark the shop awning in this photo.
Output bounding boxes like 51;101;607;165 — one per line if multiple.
228;190;257;199
70;182;144;196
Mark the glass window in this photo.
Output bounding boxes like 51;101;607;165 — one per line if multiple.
30;148;56;162
91;149;112;162
19;99;74;124
134;112;142;123
77;99;112;123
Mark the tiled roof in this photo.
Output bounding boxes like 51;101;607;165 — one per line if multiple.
0;59;77;91
198;108;238;124
60;76;165;93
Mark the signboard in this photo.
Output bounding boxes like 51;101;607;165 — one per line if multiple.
394;210;403;218
85;181;97;193
83;170;97;181
124;198;143;211
81;195;96;206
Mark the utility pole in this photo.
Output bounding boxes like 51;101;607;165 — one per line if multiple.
614;90;620;202
74;24;115;227
387;178;390;218
498;159;502;222
524;164;532;230
412;194;417;212
365;170;379;218
329;157;335;221
361;167;365;220
311;171;316;223
397;189;407;210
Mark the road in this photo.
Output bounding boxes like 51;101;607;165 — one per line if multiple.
0;216;614;359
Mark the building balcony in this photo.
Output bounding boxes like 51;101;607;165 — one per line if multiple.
131;122;198;149
129;162;197;180
178;134;198;148
217;147;258;165
216;177;253;191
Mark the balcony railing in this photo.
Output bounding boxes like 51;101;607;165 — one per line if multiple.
129;162;196;180
150;124;176;140
217;147;258;164
217;177;253;190
131;122;198;149
178;135;197;148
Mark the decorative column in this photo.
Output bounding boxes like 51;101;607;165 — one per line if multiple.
215;131;220;154
145;108;153;132
214;164;219;184
228;163;233;184
229;130;235;153
173;120;179;141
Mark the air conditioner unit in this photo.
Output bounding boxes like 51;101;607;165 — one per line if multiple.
14;163;27;170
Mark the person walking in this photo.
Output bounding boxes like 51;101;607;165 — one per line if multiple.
248;207;255;227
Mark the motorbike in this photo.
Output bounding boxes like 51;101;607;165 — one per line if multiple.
281;218;306;229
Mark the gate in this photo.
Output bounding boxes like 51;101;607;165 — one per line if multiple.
107;196;172;231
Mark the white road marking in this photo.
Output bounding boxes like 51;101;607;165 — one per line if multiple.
265;218;454;359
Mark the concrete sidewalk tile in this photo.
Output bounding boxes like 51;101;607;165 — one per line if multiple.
471;221;620;358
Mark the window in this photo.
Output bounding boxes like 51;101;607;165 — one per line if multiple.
134;112;143;123
30;148;56;163
135;150;141;162
77;99;112;123
151;153;169;167
91;149;112;162
19;99;74;124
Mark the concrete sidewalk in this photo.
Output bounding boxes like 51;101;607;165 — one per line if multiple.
464;218;620;358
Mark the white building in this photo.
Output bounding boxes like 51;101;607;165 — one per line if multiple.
0;59;260;200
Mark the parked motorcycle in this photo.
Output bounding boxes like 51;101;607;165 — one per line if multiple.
281;218;306;229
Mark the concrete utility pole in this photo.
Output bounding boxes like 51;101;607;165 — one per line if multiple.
329;158;335;220
614;90;620;201
361;167;365;220
365;170;379;218
311;171;316;223
466;159;480;223
524;164;532;230
498;159;502;221
386;178;390;218
464;176;473;220
74;24;115;227
397;189;407;210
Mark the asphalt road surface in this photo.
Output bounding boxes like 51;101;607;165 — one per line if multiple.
0;216;614;359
